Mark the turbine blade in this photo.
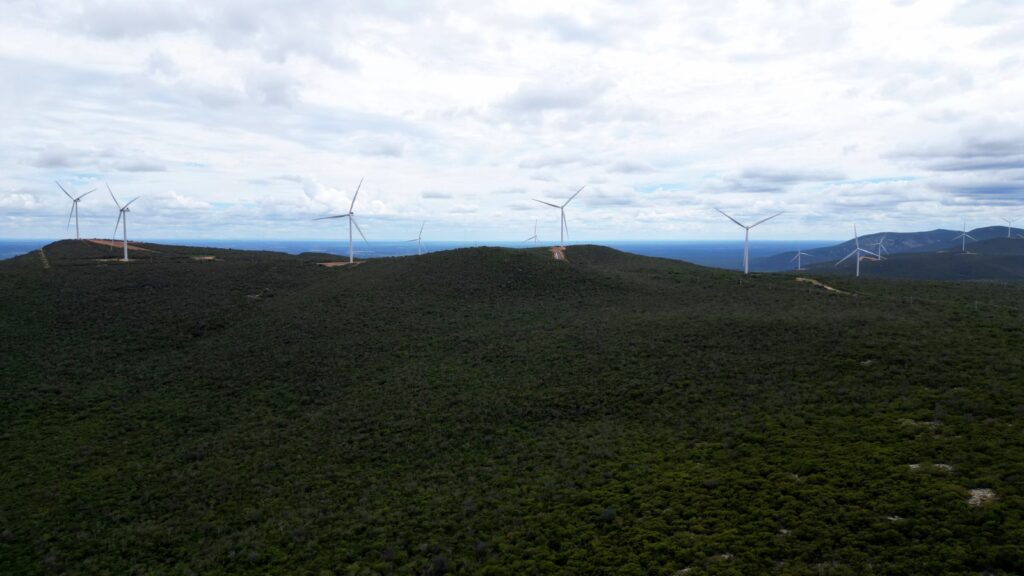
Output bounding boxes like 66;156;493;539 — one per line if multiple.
966;234;976;240
533;199;560;209
77;189;96;200
66;204;76;230
836;249;856;265
56;181;74;200
113;212;123;242
714;208;745;228
349;177;363;212
123;197;140;208
351;216;369;244
314;214;349;220
562;210;569;240
562;185;585;207
107;183;121;209
750;211;784;228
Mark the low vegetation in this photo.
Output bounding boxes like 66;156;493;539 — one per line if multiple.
2;241;1023;574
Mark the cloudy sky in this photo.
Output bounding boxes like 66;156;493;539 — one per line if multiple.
1;0;1022;241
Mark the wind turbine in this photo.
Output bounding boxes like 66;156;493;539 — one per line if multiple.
534;185;584;248
1002;217;1017;239
953;219;975;253
57;181;95;240
524;219;538;244
835;225;875;278
315;178;368;264
790;249;812;270
406;221;425;255
870;234;890;260
714;208;784;274
108;184;139;262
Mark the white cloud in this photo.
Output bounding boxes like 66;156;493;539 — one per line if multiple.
0;1;1022;240
0;191;44;211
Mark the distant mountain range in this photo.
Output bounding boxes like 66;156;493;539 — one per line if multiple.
810;237;1024;281
754;225;1024;274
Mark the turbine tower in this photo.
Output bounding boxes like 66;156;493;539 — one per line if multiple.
57;181;95;240
108;184;139;262
534;185;584;248
525;219;538;244
835;224;875;277
953;219;975;253
790;249;812;271
714;208;784;274
406;221;425;255
315;178;368;264
1002;217;1017;239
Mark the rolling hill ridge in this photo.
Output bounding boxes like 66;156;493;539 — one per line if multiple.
2;241;1023;574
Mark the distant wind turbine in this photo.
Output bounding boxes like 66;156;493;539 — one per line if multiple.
870;234;890;260
406;221;425;255
525;219;538;244
714;208;784;275
1002;217;1017;239
790;249;812;271
108;184;139;262
57;181;96;240
953;219;975;253
835;224;875;278
315;178;368;264
534;185;585;248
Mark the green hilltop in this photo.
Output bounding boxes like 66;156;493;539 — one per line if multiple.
2;240;1024;574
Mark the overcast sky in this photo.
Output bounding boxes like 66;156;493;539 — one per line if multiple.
1;0;1022;241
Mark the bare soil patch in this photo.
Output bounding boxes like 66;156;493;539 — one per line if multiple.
317;261;362;268
968;488;996;506
795;277;848;294
87;239;154;252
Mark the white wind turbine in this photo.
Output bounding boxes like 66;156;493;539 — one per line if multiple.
57;181;96;240
790;249;812;270
953;219;975;253
870;234;890;260
315;178;368;264
714;208;784;275
406;221;425;255
835;224;875;277
525;219;538;244
108;184;139;262
1001;217;1017;239
534;185;585;248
